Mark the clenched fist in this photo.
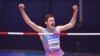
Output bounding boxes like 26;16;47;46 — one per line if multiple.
18;4;25;10
72;5;78;12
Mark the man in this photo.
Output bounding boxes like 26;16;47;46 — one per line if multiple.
18;3;78;56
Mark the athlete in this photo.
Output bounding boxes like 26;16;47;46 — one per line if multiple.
18;3;78;56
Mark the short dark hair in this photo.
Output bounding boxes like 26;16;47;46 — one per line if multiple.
44;14;54;21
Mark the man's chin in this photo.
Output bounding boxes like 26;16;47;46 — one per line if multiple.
51;26;55;29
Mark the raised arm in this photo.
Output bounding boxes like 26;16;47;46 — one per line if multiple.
56;5;78;32
18;4;44;32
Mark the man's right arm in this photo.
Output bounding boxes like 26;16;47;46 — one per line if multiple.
18;4;44;33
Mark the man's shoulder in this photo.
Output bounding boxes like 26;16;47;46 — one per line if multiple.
41;28;46;33
55;26;61;33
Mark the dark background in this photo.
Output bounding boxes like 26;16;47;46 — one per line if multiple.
0;0;100;53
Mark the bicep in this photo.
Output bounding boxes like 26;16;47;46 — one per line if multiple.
26;21;44;33
56;23;73;32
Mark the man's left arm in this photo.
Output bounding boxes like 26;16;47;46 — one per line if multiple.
56;5;78;32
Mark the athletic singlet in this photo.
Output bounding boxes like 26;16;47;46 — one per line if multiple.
41;28;64;56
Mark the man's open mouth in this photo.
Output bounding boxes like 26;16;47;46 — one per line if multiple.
51;24;54;26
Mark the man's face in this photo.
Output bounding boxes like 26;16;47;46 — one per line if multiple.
45;17;55;29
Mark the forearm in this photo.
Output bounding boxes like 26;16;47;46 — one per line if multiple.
19;9;41;31
19;9;37;27
19;9;31;24
69;10;78;26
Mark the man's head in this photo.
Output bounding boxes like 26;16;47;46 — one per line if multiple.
44;14;55;30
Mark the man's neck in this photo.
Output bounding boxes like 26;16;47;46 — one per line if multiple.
47;27;54;33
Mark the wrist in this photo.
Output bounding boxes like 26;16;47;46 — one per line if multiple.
19;8;24;11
